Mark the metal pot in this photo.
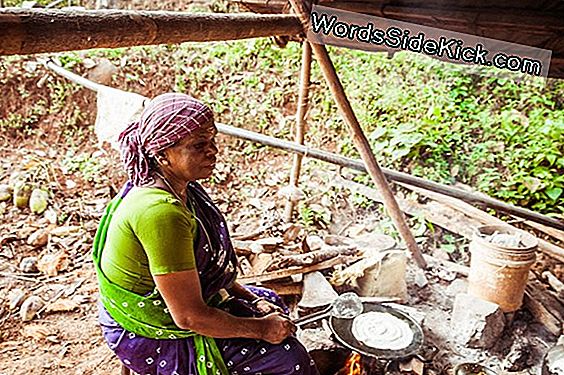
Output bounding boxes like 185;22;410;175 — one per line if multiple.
328;302;424;360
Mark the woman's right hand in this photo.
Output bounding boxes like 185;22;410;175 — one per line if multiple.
258;313;296;344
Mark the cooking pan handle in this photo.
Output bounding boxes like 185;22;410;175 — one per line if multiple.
293;305;333;327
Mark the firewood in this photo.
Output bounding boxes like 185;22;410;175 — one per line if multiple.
267;245;358;271
543;271;564;300
399;183;564;263
524;291;562;336
527;279;564;323
250;253;275;275
237;256;353;284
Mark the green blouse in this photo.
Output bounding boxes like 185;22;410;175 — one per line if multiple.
100;187;198;295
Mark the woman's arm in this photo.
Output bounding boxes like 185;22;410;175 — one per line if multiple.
154;269;294;343
227;281;260;301
227;281;284;314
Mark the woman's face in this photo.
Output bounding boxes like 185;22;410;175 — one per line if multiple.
162;121;218;182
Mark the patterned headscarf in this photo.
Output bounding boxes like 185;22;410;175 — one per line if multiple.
118;93;214;186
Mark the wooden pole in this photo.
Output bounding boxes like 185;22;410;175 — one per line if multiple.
284;41;312;222
289;0;427;269
0;9;302;55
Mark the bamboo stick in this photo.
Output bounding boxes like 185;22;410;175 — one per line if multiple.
289;0;427;269
284;41;312;222
0;9;302;55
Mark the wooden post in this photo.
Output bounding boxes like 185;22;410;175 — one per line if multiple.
288;0;427;269
284;41;312;222
0;9;302;55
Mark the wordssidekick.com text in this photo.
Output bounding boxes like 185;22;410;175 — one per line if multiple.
310;10;546;77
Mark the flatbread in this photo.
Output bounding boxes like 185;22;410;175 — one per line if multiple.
351;311;413;350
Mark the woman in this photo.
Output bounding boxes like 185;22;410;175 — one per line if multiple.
93;93;319;375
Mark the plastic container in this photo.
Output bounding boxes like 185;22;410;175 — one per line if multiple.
468;225;537;312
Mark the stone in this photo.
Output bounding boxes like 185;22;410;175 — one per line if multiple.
13;184;31;209
445;279;468;298
19;296;44;322
29;189;49;214
8;289;28;310
86;58;118;86
451;293;505;349
0;184;12;202
19;256;38;273
414;269;429;288
298;272;338;309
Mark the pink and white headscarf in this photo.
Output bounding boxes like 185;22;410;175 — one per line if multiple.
118;93;214;186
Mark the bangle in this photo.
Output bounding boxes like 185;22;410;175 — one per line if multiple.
250;297;265;305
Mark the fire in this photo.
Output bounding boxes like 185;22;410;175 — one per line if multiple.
344;352;362;375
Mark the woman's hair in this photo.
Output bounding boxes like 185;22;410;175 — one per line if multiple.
118;93;213;186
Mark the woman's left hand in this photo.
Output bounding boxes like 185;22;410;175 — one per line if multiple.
255;298;284;315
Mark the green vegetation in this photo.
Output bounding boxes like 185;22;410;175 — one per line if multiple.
1;37;562;217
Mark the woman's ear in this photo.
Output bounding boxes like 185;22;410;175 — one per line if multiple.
155;151;170;166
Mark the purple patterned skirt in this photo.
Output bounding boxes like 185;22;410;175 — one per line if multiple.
99;286;319;375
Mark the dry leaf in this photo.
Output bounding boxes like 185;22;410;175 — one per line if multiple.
282;224;303;244
22;324;54;340
45;298;80;313
305;235;324;251
8;289;28;310
49;226;81;237
239;257;252;276
37;250;69;276
27;227;51;247
19;256;38;273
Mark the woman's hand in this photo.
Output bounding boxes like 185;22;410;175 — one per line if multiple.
255;298;285;315
258;313;296;344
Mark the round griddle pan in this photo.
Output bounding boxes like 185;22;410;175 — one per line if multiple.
329;302;423;359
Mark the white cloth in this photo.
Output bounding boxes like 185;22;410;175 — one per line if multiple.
94;86;148;150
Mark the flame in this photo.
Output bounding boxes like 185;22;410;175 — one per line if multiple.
344;352;362;375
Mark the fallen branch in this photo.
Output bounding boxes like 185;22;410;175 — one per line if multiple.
237;255;352;284
232;225;272;241
522;219;564;244
0;272;47;284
